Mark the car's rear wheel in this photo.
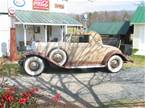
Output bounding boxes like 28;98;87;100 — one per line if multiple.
107;55;123;73
49;48;67;66
24;56;44;76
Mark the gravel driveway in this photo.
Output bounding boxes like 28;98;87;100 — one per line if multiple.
0;67;145;108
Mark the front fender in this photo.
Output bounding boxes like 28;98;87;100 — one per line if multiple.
19;51;48;66
24;51;46;57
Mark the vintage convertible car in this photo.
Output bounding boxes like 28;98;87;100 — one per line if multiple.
19;31;129;76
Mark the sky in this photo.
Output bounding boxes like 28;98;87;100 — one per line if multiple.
66;0;145;14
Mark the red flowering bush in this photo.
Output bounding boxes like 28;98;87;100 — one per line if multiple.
51;91;62;108
52;92;61;103
0;77;64;108
0;86;38;108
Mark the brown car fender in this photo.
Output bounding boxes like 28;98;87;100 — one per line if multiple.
24;51;46;58
20;51;48;64
102;50;128;65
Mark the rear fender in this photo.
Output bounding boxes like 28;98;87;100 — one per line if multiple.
102;50;128;65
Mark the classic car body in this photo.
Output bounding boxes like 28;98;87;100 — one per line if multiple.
20;31;129;76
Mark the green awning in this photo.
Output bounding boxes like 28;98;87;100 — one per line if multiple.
88;21;130;35
131;5;145;24
15;10;82;26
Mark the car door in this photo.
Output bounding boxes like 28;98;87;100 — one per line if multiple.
65;34;97;67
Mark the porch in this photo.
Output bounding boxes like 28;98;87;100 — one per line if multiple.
14;10;82;50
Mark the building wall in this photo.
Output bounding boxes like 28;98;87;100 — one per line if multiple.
0;0;8;13
0;15;11;57
16;25;24;47
34;26;45;42
51;26;62;41
133;24;145;50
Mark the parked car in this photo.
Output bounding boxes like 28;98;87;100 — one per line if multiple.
19;31;129;76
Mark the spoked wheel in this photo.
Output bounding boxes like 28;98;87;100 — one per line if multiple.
24;56;44;76
107;55;123;73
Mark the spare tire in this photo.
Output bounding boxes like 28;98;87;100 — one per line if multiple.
49;48;68;66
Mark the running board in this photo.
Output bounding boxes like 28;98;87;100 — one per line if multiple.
48;60;106;69
67;65;106;69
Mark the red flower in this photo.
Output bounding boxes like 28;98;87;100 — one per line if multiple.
18;97;28;105
52;92;61;102
0;99;5;108
21;87;38;98
2;94;14;103
6;95;14;103
21;92;32;98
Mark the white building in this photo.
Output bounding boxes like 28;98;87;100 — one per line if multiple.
0;0;82;57
131;5;145;56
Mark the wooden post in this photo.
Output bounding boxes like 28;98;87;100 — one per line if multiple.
61;26;64;42
9;28;19;61
23;25;27;46
65;25;67;35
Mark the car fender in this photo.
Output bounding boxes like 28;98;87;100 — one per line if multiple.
24;51;46;58
102;50;128;65
19;51;48;66
22;51;67;68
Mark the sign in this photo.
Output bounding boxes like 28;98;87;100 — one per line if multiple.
55;3;64;9
13;0;26;7
8;7;15;16
33;0;49;10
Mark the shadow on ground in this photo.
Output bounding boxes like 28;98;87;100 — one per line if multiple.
4;65;144;108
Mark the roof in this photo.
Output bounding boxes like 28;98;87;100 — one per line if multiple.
131;5;145;24
15;10;82;26
88;21;130;35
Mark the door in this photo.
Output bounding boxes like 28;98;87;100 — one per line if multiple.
47;26;52;41
65;34;95;67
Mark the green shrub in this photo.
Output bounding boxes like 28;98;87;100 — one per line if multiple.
0;63;23;76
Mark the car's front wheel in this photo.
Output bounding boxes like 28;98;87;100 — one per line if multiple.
107;55;123;73
24;56;44;76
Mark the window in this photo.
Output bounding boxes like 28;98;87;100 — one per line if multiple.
34;26;40;33
47;26;52;41
70;35;89;43
79;35;89;43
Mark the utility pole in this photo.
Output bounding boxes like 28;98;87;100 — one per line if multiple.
82;14;88;32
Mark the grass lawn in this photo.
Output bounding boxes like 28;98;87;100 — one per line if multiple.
104;99;145;108
124;50;145;68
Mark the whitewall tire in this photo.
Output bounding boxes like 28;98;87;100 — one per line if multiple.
24;56;44;76
107;55;123;73
49;48;67;66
